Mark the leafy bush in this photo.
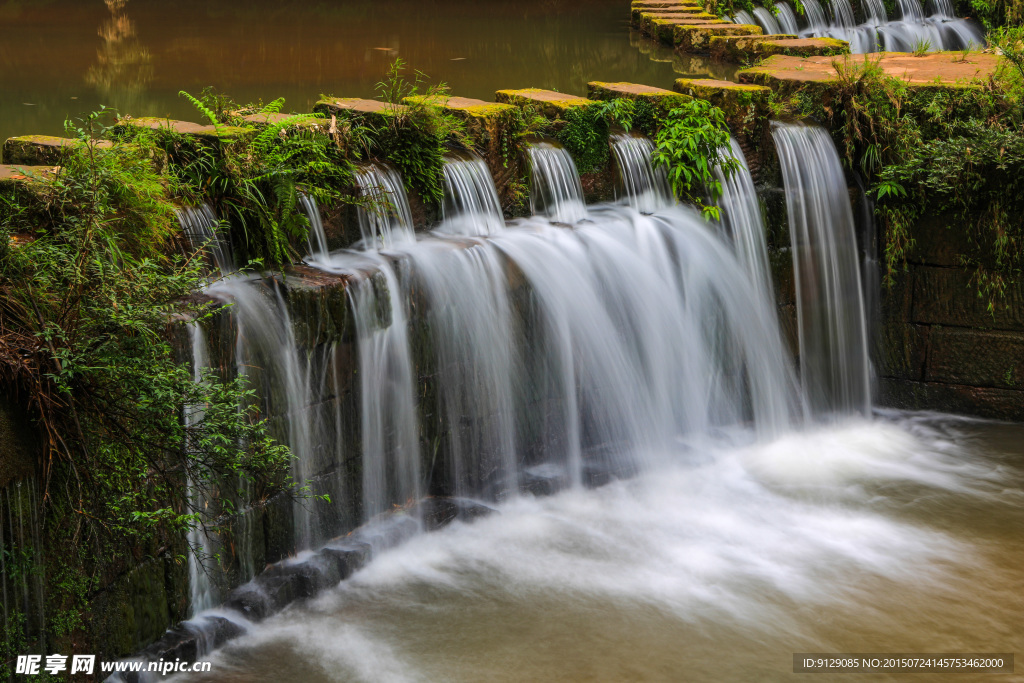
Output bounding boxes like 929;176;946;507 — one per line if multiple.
651;99;737;219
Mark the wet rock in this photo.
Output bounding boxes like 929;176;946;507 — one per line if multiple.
319;542;372;580
520;463;568;496
222;584;272;622
587;81;691;115
413;497;496;531
494;88;596;119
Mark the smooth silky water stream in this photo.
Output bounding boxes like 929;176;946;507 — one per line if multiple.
161;131;1022;681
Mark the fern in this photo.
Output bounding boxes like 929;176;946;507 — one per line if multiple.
179;90;220;128
259;97;286;115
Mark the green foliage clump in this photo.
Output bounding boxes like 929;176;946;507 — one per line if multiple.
130;90;355;267
0;111;297;656
360;59;469;206
651;99;738;219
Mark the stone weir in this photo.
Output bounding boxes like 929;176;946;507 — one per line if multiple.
629;0;850;61
2;61;1022;674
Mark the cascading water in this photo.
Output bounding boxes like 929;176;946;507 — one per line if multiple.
0;479;46;656
730;9;757;25
527;142;587;224
829;0;857;28
801;0;830;29
772;121;871;417
863;0;889;22
713;139;773;299
774;2;800;33
185;324;218;616
176;204;235;275
609;132;673;213
345;259;421;521
299;193;330;263
205;276;324;550
752;6;783;33
440;151;505;236
741;0;983;52
354;163;416;249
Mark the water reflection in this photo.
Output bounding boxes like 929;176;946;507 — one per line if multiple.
0;0;679;144
85;0;154;113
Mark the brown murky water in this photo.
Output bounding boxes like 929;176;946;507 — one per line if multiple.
173;413;1023;682
0;0;700;145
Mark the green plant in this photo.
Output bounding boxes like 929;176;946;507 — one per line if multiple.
650;99;737;219
0;110;301;654
911;37;933;56
170;92;355;266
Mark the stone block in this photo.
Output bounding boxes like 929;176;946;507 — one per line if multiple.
3;135;113;165
313;97;409;127
911;266;1024;331
587;81;692;113
673;78;771;137
672;23;762;52
116;117;251;144
494;88;596;118
925;327;1024;389
879;378;1024;422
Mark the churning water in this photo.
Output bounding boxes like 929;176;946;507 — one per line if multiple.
172;414;1024;682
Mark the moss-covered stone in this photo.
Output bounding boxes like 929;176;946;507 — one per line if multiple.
89;559;172;661
709;34;793;61
738;52;1000;98
3;135;114;166
403;95;522;211
672;23;762;52
116;117;251;144
313;97;409;128
641;13;724;39
494;88;596;118
587;81;692;114
673;78;771;135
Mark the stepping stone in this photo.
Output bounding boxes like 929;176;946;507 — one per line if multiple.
738;52;1000;94
673;78;772;135
313;98;408;118
0;164;52;185
587;81;692;111
494;88;595;118
3;135;113;165
711;35;849;61
117;117;250;142
672;23;763;52
403;95;516;120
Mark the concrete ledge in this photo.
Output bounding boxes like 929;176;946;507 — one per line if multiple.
710;34;849;61
0;164;53;187
495;88;595;118
3;135;113;165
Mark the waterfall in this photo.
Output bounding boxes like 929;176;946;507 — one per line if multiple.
206;276;322;549
440;151;505;236
185;324;218;616
753;6;783;33
714;139;773;299
774;2;801;33
407;242;520;500
176;204;235;275
772;122;871;417
780;0;984;52
731;9;757;24
863;0;889;22
801;0;829;30
527;142;587;224
354;164;416;249
300;194;329;263
829;0;857;27
346;259;421;521
1;479;46;654
610;132;673;213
